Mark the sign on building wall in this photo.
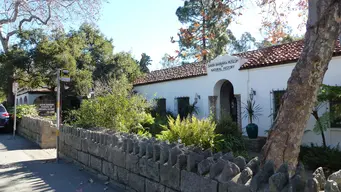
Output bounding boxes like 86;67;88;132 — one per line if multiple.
207;58;239;72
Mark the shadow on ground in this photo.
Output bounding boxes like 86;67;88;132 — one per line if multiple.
0;158;120;192
0;132;40;151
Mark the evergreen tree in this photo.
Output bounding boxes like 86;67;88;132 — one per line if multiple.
171;0;240;61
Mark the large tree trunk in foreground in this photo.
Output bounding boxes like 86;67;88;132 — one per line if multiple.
262;0;341;174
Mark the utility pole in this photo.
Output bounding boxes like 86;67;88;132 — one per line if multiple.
56;69;61;162
56;68;70;163
12;82;18;138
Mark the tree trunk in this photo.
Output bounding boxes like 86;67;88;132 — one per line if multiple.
202;15;207;61
262;0;341;174
6;78;14;106
312;110;327;148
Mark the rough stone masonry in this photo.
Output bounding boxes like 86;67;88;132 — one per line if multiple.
57;125;341;192
18;116;57;149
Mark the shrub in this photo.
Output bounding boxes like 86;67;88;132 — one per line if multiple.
157;115;217;149
215;115;240;136
214;134;247;155
213;115;248;157
299;144;341;175
147;109;175;136
11;104;38;119
70;78;152;133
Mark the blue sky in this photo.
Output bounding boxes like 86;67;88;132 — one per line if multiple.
96;0;302;71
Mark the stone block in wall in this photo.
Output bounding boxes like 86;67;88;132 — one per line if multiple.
88;141;101;157
180;170;218;192
81;138;89;153
90;155;102;172
116;166;129;185
99;145;109;160
109;147;126;168
102;161;117;180
64;134;72;146
244;137;267;153
77;151;90;166
69;145;78;160
146;179;165;192
139;157;160;182
126;153;140;173
165;188;178;192
128;172;145;192
71;135;82;151
218;181;250;192
160;164;180;191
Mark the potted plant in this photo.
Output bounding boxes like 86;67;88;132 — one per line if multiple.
243;97;262;139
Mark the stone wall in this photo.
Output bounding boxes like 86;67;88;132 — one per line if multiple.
18;116;57;149
59;126;336;192
244;137;267;153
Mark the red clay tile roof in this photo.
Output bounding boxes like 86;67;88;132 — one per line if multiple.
134;40;341;85
235;40;341;69
133;62;207;85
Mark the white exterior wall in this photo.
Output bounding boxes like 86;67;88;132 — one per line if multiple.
17;93;51;105
134;55;341;147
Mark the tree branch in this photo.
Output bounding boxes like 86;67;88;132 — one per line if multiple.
18;3;52;32
0;1;21;25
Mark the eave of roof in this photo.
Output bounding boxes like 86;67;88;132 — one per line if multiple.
134;40;341;86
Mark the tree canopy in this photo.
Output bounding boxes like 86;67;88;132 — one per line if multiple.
0;24;142;98
170;0;242;62
0;0;105;53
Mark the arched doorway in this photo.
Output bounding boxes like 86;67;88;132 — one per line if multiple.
213;79;238;122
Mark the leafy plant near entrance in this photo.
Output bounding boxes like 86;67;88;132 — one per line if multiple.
243;97;262;139
157;115;216;149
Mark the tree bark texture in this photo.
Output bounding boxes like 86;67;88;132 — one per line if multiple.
262;0;341;175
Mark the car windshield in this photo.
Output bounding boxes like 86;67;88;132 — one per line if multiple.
0;106;6;112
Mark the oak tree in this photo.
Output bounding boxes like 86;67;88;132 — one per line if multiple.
260;0;341;174
0;0;105;105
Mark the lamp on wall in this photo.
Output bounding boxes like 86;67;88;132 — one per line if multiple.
250;88;256;100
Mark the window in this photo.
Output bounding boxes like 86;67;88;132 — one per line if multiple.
330;100;341;128
0;105;6;112
273;90;286;120
20;98;23;105
177;97;190;119
155;98;166;115
24;96;28;104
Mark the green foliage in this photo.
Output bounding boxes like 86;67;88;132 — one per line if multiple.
299;144;341;174
173;0;235;61
157;116;217;149
215;115;240;136
0;24;142;102
318;84;341;102
146;114;168;136
313;112;331;134
214;134;248;157
256;34;304;49
11;105;38;119
70;78;151;133
160;53;181;69
311;85;341;148
213;115;247;157
242;97;262;124
0;91;5;103
229;32;257;54
137;53;152;73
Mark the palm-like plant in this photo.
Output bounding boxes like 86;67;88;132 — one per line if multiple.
243;97;262;124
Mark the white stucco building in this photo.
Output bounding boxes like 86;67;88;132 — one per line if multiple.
133;40;341;147
17;88;54;106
